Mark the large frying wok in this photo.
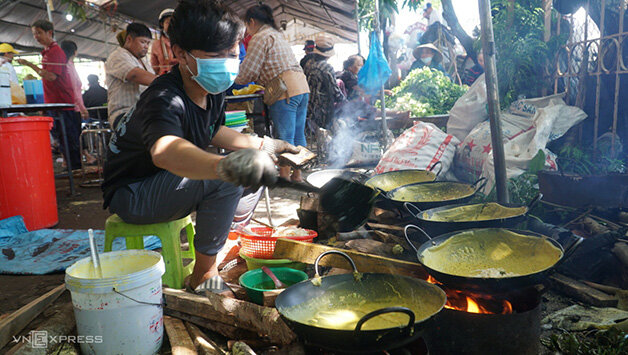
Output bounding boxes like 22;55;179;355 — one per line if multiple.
404;194;543;235
404;227;583;292
385;177;487;213
275;251;446;353
364;163;442;192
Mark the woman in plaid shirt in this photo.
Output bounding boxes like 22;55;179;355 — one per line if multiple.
235;4;310;182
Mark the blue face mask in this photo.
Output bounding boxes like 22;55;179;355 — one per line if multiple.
186;53;240;94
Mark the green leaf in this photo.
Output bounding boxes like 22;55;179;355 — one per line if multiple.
528;149;546;174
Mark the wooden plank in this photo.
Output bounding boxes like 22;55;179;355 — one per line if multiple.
272;238;427;279
163;288;295;345
366;222;404;233
6;301;75;355
0;284;66;350
184;321;226;355
549;274;618;307
613;242;628;267
164;310;259;341
164;316;197;355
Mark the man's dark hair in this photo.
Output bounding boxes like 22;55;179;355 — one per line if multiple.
31;19;54;33
87;74;99;85
126;23;152;39
168;0;243;53
244;4;278;30
60;40;78;61
343;54;363;70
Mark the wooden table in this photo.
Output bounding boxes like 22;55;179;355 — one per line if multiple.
0;104;77;195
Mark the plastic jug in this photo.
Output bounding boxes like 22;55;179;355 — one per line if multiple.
23;79;44;104
0;72;10;107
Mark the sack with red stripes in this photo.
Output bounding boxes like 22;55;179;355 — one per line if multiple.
454;93;587;192
374;121;460;176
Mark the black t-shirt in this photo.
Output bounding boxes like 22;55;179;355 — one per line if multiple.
102;65;225;207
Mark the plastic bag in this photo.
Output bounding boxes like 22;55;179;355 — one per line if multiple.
346;131;383;167
358;32;392;95
447;74;487;141
375;121;460;176
232;84;264;96
11;81;26;104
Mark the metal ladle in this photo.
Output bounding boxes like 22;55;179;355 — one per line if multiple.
88;228;103;279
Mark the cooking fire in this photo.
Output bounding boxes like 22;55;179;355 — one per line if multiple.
427;275;514;314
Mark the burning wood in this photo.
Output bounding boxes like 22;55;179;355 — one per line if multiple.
426;275;514;314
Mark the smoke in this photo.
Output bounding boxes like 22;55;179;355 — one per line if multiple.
324;100;383;168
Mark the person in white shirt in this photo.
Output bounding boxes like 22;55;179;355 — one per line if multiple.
0;43;19;83
423;3;447;27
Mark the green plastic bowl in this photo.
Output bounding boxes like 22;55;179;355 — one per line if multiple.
239;267;308;305
239;251;305;271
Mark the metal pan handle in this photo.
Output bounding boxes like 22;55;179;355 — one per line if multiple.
314;250;358;277
353;307;415;338
527;193;543;211
563;235;584;260
404;224;433;253
550;234;584;271
404;202;422;219
372;186;388;198
472;177;488;192
428;161;443;177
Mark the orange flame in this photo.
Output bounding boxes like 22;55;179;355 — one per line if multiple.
426;275;514;314
466;297;481;313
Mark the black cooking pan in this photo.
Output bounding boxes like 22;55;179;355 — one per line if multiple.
364;164;442;212
275;251;446;353
384;177;487;213
404;194;543;235
364;163;442;192
274;177;378;232
404;227;583;292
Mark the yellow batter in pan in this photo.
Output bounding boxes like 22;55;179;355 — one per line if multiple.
420;229;562;278
422;203;526;222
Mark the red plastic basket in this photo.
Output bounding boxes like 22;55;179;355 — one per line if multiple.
237;227;317;259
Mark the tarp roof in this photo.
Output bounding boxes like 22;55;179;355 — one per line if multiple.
1;0;358;60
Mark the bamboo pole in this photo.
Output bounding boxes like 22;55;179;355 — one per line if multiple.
355;0;362;55
478;0;509;203
374;0;391;149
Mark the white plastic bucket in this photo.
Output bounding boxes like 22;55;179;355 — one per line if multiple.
65;250;165;355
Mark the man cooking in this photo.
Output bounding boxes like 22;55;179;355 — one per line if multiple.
102;0;298;295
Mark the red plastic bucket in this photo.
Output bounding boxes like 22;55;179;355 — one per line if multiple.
0;116;58;230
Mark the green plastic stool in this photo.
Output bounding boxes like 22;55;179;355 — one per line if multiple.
104;214;196;289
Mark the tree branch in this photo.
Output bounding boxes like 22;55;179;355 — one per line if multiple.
441;0;477;64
